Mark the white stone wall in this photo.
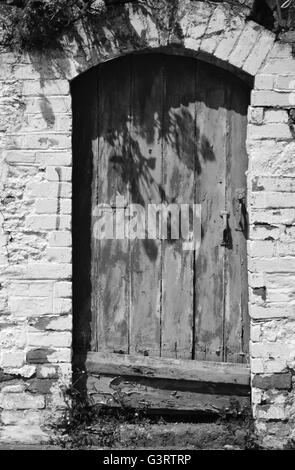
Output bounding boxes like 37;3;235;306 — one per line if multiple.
0;54;73;443
0;0;294;448
247;41;295;448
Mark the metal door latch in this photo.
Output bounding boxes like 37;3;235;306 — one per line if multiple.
235;188;247;232
220;210;230;246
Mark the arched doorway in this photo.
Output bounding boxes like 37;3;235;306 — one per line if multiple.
72;53;251;412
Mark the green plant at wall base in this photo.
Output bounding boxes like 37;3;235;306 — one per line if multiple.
0;0;107;49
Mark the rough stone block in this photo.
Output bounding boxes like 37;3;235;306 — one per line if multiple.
43;315;72;331
46;247;72;263
28;331;71;348
7;133;71;151
249;257;295;274
0;392;45;410
263;109;288;123
25;215;63;231
243;29;275;76
8;281;53;297
23;263;72;280
251;341;295;359
26;348;71;364
229;21;261;70
8;296;51;317
255;75;274;90
53;298;72;314
4;365;36;379
48;231;71;247
250;305;295;320
36;366;58;379
250;209;295;225
35;199;58;214
252;373;292;390
45;166;72;182
251;90;292;107
26;214;71;231
251;358;264;374
24;96;71;114
248;240;275;258
251;324;261;342
5;150;72;167
255;404;287;421
275;75;295;91
181;0;213;47
27;378;57;394
248;123;292;140
0;351;25;368
251;176;294;192
214;14;244;62
200;4;228;54
22;80;70;96
262;59;295;74
248;140;295;176
26;181;71;199
248;106;264;124
250;192;295;209
54;281;72;298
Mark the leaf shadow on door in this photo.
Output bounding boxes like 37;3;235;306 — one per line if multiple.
72;54;252;366
107;103;216;261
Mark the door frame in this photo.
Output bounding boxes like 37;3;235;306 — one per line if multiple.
71;50;251;415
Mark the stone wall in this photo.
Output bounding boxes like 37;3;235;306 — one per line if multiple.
0;0;294;448
248;44;295;448
0;55;73;443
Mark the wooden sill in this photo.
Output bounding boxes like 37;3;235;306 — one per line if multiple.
84;351;250;386
75;352;251;414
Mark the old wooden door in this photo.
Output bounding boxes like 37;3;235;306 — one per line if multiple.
72;54;251;413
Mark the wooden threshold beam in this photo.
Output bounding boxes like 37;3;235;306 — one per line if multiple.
83;351;250;387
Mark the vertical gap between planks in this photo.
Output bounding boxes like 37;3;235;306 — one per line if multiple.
192;60;198;361
128;55;133;355
94;69;100;352
159;54;166;358
222;82;230;363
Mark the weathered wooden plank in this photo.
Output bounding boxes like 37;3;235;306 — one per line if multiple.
194;62;228;361
84;351;250;386
161;55;196;360
86;374;250;414
224;76;250;363
92;56;132;353
129;54;163;357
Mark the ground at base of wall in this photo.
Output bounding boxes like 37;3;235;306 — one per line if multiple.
47;419;257;450
0;422;256;450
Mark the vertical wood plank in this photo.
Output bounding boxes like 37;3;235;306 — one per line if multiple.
93;57;131;353
129;54;163;357
194;62;227;362
224;78;250;363
161;55;196;359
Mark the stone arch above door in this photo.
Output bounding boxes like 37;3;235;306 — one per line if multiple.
56;0;276;82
